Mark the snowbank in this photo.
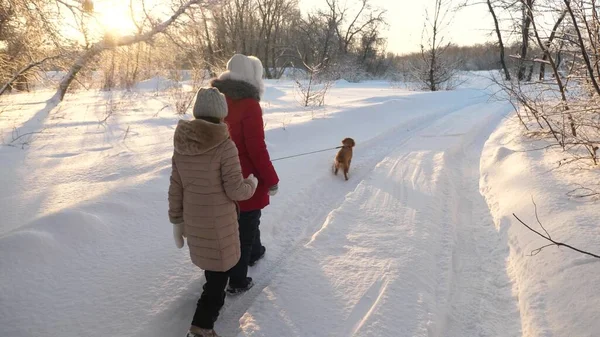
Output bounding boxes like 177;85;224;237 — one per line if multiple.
480;116;600;337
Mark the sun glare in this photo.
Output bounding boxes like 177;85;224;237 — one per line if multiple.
96;7;137;36
59;1;165;42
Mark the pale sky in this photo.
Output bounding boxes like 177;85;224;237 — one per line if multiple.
87;0;496;55
300;0;496;55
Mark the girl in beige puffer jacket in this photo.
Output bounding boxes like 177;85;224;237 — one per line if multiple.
168;87;257;337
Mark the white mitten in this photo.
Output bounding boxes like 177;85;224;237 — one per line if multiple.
247;174;258;187
269;184;278;196
173;223;185;249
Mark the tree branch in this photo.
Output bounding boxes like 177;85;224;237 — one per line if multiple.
53;0;204;102
513;210;600;259
0;55;62;96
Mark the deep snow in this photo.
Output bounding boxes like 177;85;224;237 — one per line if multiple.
1;74;598;337
480;116;600;337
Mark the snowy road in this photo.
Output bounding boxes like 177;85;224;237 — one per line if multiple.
1;80;523;337
213;95;520;337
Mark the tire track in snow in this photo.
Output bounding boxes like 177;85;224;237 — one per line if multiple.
381;101;520;337
215;98;491;336
221;99;521;337
438;104;522;337
345;275;391;336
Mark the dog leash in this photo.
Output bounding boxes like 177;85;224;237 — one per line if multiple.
271;146;343;162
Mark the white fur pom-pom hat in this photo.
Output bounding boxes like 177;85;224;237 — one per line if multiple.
219;54;265;98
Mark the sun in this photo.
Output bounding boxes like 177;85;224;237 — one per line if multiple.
95;3;138;36
57;0;164;42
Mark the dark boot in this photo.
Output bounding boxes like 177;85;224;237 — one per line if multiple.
249;246;266;267
187;327;220;337
226;277;254;295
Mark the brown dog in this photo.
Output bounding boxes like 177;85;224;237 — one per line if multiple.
333;138;355;181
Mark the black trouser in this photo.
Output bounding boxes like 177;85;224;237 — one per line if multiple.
192;270;229;329
229;210;261;287
252;221;263;259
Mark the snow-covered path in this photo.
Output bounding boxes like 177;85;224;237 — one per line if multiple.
1;79;523;337
214;96;520;337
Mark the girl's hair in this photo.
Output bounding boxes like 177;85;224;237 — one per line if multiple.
196;116;222;124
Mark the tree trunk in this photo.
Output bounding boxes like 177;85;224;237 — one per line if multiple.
564;0;600;95
201;7;217;77
428;0;440;91
531;8;576;137
429;50;437;91
487;0;510;80
263;15;273;79
54;46;104;101
592;1;600;79
580;4;600;81
264;39;272;78
321;20;334;65
555;40;564;74
540;8;567;81
518;0;534;81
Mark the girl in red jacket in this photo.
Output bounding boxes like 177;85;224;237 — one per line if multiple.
211;54;279;294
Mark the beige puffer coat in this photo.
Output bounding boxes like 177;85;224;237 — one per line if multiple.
168;119;256;272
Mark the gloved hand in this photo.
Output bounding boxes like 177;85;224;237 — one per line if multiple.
173;223;185;249
247;174;258;187
269;184;278;196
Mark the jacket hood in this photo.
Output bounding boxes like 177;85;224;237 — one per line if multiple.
173;119;230;156
210;77;261;102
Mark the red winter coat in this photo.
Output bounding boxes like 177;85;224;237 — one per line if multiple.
211;77;279;211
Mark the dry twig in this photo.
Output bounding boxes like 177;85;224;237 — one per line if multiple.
513;198;600;259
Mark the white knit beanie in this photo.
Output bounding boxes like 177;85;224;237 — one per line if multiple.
192;87;228;119
221;54;265;97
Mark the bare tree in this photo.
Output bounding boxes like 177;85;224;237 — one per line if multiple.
488;0;600;166
1;0;394;102
0;0;64;94
294;52;333;107
0;0;208;101
0;55;62;96
414;0;461;91
329;0;386;55
53;0;206;102
302;0;386;77
563;0;600;95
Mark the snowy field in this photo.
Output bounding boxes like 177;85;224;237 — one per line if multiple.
1;73;599;337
